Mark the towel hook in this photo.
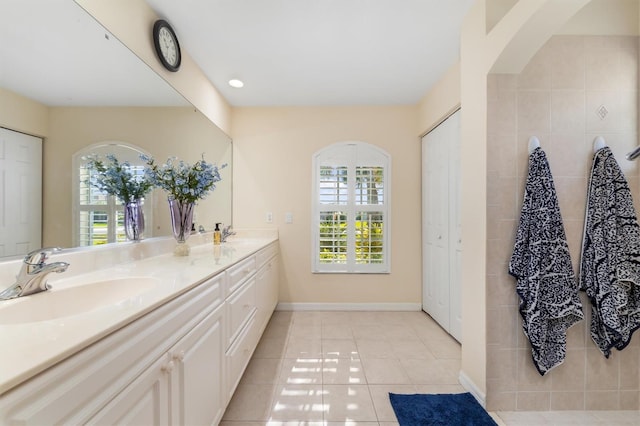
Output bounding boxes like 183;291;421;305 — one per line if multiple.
528;136;540;154
593;136;606;152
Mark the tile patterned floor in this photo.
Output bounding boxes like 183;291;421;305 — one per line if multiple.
219;311;640;425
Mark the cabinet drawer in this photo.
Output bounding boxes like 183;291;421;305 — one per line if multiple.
256;242;278;269
225;312;257;399
227;255;256;295
226;277;256;348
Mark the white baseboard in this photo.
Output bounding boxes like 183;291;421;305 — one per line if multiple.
459;370;486;407
276;302;422;311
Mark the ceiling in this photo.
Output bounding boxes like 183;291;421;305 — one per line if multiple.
146;0;474;106
0;0;473;108
0;0;187;107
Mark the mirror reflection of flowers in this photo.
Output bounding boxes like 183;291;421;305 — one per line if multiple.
84;154;153;203
142;155;227;203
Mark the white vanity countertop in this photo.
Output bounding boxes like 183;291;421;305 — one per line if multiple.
0;233;278;395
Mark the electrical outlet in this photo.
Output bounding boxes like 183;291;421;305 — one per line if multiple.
266;212;273;223
285;212;293;224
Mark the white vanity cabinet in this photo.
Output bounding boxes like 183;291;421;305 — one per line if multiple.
224;241;279;399
0;240;279;426
90;302;226;426
0;271;226;425
255;242;279;333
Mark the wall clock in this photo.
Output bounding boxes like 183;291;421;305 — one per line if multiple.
153;19;181;72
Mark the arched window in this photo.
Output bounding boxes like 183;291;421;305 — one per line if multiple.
312;142;391;273
72;143;153;246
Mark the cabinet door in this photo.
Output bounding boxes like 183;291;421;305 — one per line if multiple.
170;303;225;426
255;255;279;332
87;355;170;426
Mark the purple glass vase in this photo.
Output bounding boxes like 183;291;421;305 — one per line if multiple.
168;198;194;255
124;199;145;242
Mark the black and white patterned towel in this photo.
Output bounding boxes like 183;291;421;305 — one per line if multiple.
509;147;584;375
579;146;640;357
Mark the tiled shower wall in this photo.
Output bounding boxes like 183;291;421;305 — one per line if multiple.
486;35;640;411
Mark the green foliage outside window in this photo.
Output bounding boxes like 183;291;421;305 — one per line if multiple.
319;213;384;264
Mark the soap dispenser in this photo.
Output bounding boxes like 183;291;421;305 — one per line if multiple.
213;223;221;245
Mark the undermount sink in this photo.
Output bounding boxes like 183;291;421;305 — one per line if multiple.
0;277;160;325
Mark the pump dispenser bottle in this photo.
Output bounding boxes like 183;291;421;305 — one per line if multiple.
213;223;221;245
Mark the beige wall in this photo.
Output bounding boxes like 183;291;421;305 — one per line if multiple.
417;62;461;135
487;34;640;411
74;0;231;135
232;106;421;306
0;87;49;137
44;107;231;247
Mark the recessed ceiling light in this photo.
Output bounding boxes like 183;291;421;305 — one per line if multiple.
228;79;244;88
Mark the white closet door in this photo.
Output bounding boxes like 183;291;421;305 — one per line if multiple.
0;128;42;257
421;110;461;342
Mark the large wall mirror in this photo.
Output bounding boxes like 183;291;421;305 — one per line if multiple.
0;0;232;258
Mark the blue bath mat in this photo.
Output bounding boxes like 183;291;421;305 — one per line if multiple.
389;392;498;426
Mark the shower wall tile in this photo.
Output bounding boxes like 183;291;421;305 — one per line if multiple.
619;347;640;390
551;349;586;391
585;348;620;391
585;391;620;410
489;272;518;307
518;47;552;90
517;349;551;391
619;48;638;91
547;133;590;177
550;90;585;133
488;89;517;134
554;176;588;220
486;34;640;412
586;90;621;132
487;133;517;177
550;391;585;410
549;36;585;90
517;91;551;133
487;306;518;347
584;35;620;49
486;347;518;391
618;90;639;134
620;390;640;410
487;391;517;411
565;319;586;349
517;391;551;410
585;49;619;91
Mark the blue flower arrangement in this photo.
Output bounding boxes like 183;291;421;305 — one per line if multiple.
142;155;226;204
84;154;152;204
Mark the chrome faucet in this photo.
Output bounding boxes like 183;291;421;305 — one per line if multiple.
0;247;70;300
221;225;236;243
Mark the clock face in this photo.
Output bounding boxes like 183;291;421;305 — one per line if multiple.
153;20;181;72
